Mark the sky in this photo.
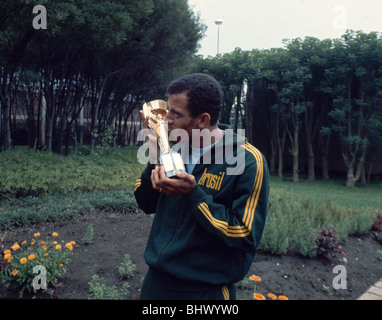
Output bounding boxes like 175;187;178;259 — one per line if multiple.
187;0;382;57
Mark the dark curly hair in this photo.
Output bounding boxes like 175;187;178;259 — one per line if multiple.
167;73;223;126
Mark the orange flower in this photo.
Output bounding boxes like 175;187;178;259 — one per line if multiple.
11;243;20;251
20;257;27;264
253;293;266;300
65;243;73;250
28;254;36;261
279;295;289;300
34;232;41;237
55;245;61;250
52;232;58;237
249;275;262;282
267;293;277;300
11;269;18;276
4;249;11;255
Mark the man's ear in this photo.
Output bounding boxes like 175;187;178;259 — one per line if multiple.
197;113;211;129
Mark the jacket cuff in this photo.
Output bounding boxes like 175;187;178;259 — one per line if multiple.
141;163;154;180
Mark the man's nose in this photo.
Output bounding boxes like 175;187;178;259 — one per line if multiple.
165;112;174;125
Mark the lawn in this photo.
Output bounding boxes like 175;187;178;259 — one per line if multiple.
269;175;382;212
0;146;381;256
0;146;381;300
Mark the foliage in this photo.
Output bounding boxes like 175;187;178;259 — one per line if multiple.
0;0;205;153
192;30;382;185
0;232;75;296
88;252;136;299
0;146;145;199
0;147;380;257
0;190;138;230
314;226;346;261
88;274;129;300
377;250;382;261
371;212;382;232
118;254;136;279
259;190;378;256
82;224;94;245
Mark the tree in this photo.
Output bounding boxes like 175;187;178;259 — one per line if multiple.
1;0;205;153
325;31;382;187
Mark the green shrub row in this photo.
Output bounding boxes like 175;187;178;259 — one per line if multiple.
0;146;145;199
258;191;378;257
0;190;138;230
1;146;380;257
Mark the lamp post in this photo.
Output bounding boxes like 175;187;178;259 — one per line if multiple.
215;17;223;55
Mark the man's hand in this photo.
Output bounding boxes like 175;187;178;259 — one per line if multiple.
151;166;196;196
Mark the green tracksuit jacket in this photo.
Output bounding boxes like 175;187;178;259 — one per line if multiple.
134;127;269;291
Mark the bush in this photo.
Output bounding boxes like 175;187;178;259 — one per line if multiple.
88;274;129;300
0;146;145;199
0;232;75;297
0;190;138;230
118;254;136;279
258;191;378;256
315;226;346;260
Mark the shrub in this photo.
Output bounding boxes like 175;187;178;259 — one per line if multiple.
82;224;94;245
0;146;145;199
314;226;346;261
258;191;379;256
118;254;136;279
88;274;129;300
0;232;75;296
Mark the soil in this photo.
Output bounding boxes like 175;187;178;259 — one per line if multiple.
1;210;381;300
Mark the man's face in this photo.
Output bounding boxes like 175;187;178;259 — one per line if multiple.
165;93;199;140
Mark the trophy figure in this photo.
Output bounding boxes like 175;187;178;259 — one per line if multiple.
142;100;185;178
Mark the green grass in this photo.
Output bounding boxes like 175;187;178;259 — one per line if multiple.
0;146;145;199
269;175;382;212
0;147;381;257
258;175;382;256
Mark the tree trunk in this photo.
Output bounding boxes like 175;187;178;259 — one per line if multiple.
307;139;315;180
270;145;277;174
277;129;285;178
293;121;299;183
346;166;356;187
45;114;54;152
3;97;12;151
320;135;330;179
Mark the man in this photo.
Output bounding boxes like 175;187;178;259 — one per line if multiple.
134;73;269;300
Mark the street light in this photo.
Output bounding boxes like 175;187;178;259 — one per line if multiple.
215;17;223;55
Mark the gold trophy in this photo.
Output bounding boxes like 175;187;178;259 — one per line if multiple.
142;100;186;178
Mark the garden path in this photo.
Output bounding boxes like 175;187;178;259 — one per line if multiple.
357;279;382;300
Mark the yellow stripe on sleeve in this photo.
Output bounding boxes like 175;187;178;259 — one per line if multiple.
196;142;263;238
134;179;141;192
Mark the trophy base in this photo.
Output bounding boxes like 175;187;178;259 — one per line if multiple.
159;151;186;178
